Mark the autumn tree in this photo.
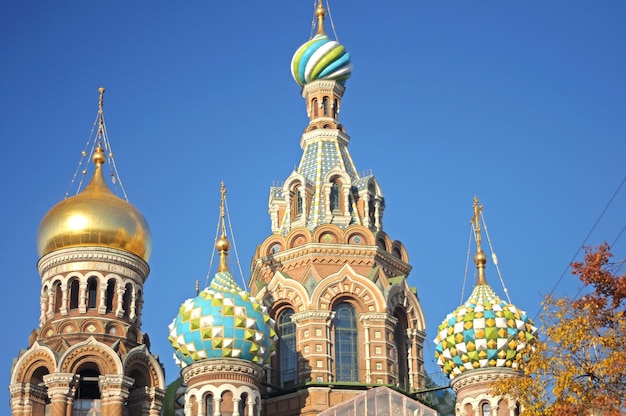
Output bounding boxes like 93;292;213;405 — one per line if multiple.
493;243;626;415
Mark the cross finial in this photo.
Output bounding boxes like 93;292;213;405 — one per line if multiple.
220;180;227;237
98;87;105;135
471;196;483;251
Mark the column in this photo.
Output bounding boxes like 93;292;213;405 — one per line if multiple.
60;283;68;315
100;374;133;416
43;373;77;416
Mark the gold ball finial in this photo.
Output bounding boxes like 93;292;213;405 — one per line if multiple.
93;146;106;165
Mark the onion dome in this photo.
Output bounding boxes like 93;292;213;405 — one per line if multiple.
168;187;276;367
37;146;152;261
291;1;352;87
433;198;537;379
168;270;275;367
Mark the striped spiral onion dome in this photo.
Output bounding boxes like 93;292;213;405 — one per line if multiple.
291;33;352;87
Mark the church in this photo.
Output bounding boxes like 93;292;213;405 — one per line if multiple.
9;2;537;416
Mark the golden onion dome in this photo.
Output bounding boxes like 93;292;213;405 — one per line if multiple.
37;146;152;261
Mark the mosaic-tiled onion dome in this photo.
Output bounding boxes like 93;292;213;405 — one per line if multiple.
434;198;537;379
433;282;537;379
168;253;276;367
37;146;152;261
291;2;352;87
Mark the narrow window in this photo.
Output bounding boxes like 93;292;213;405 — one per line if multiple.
330;181;340;212
278;308;297;386
481;402;491;416
394;309;409;390
123;284;132;317
54;282;63;312
69;280;79;310
292;185;303;218
105;279;116;312
312;98;319;118
205;393;213;416
334;302;358;382
87;279;97;309
239;393;247;416
323;97;329;116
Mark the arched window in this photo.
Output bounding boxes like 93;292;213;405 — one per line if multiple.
368;184;376;226
323;97;329;116
205;393;214;416
278;308;297;387
105;279;116;313
54;282;63;312
123;284;132;318
239;393;247;416
312;98;319;118
292;184;303;218
394;309;409;390
330;181;340;212
334;302;358;382
481;401;491;416
69;279;79;310
87;278;98;309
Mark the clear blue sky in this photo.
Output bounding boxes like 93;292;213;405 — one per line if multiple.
2;1;625;412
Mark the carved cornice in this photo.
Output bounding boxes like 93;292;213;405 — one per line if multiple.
300;128;350;148
38;247;149;279
359;312;396;326
302;80;345;96
450;367;521;392
292;310;334;324
181;359;263;385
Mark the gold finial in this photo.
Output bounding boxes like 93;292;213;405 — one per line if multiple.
216;181;231;272
471;196;488;285
316;0;326;35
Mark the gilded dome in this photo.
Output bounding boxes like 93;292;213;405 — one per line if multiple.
37;147;152;261
433;282;537;379
168;270;276;367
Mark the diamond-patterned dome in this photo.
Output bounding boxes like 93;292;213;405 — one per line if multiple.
168;271;276;367
433;283;537;379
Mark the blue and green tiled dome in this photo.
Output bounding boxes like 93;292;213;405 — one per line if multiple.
291;33;352;87
433;283;537;379
168;270;276;367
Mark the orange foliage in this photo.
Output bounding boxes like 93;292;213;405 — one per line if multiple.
492;243;626;415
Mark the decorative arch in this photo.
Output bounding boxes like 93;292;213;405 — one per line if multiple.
375;231;392;252
58;336;123;375
10;343;57;384
124;345;166;389
343;225;375;245
391;240;409;262
387;282;426;331
312;265;385;312
313;224;342;245
264;270;309;312
285;227;312;249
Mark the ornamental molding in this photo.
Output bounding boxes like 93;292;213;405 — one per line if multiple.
359;312;396;325
302;80;345;96
38;247;149;279
450;367;521;392
300;128;350;148
292;310;334;323
42;373;78;387
181;359;263;384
